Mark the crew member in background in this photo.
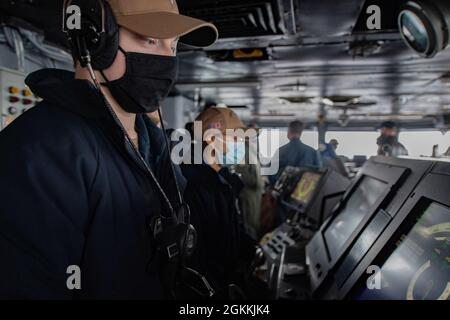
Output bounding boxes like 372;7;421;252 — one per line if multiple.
269;120;322;185
234;128;264;240
319;141;337;159
319;140;349;177
0;0;217;299
181;107;256;297
376;121;409;157
329;138;339;151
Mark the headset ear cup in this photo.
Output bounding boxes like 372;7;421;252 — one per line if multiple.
63;0;119;70
90;0;119;70
91;26;119;70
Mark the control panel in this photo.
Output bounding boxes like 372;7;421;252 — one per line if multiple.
261;221;316;262
261;228;296;261
0;67;39;131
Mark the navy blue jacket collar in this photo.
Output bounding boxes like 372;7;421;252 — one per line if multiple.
26;69;109;119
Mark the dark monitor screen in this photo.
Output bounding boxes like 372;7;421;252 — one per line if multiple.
274;167;301;194
324;176;388;261
354;202;450;300
290;171;323;206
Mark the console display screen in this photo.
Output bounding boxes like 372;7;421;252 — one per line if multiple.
290;171;322;206
324;176;388;260
354;202;450;300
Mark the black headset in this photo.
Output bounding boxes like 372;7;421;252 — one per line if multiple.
62;0;119;70
62;0;210;298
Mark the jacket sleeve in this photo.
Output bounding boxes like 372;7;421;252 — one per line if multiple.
0;112;98;299
315;150;323;168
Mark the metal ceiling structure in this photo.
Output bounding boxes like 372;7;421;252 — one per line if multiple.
1;0;450;130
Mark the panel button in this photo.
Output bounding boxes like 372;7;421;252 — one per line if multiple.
22;89;33;97
8;96;20;103
8;86;20;95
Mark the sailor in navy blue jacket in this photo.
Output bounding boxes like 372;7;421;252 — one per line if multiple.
0;69;186;299
0;0;220;300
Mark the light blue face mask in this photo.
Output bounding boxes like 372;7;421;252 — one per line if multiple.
223;141;246;166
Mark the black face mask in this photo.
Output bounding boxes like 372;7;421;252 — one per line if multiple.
101;47;178;114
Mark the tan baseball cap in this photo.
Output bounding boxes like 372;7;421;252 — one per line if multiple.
196;107;246;133
108;0;218;48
